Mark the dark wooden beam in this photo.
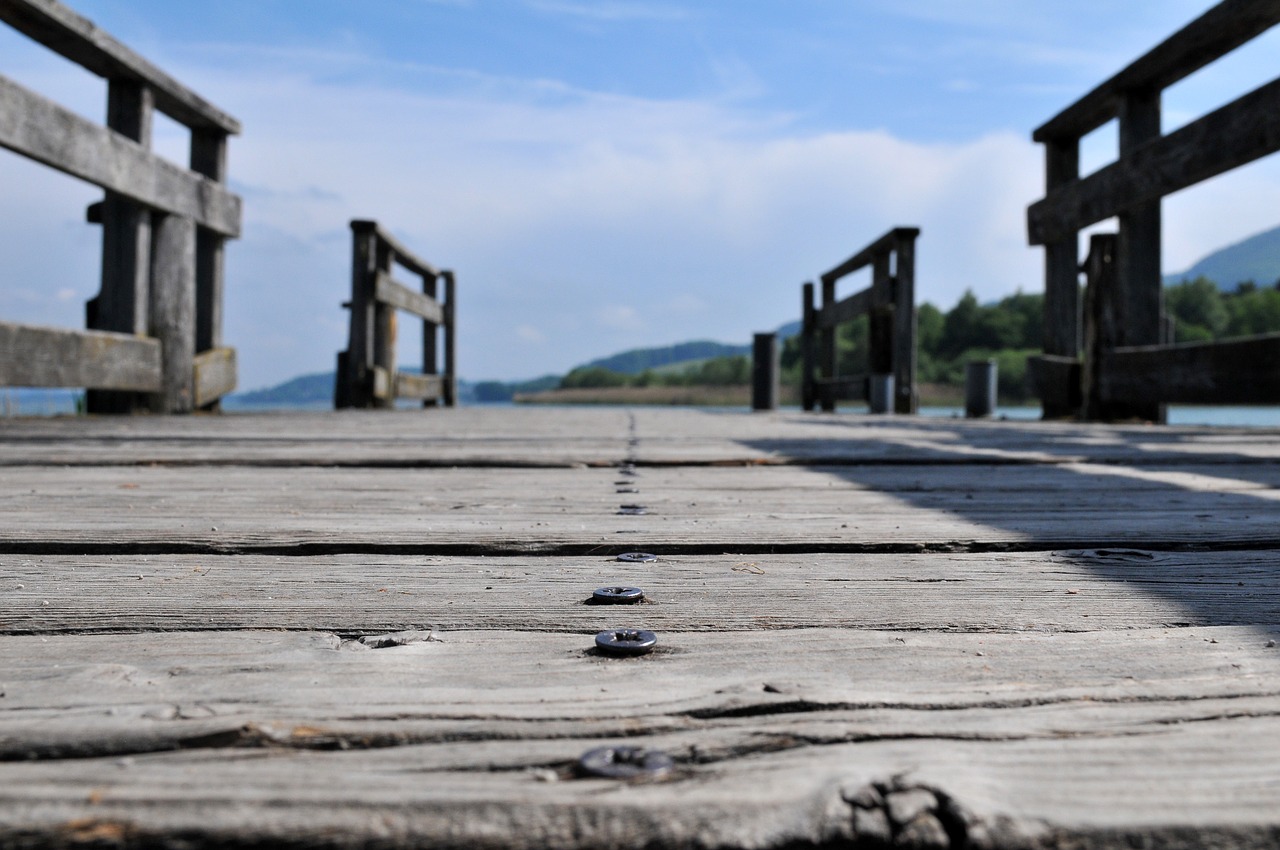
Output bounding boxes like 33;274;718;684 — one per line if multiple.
1029;77;1280;245
1033;0;1280;142
1099;332;1280;405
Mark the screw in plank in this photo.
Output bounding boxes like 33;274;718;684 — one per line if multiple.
616;552;657;563
577;745;673;779
595;628;657;656
617;504;647;515
593;586;644;604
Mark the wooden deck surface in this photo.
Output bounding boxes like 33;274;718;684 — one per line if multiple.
2;407;1280;849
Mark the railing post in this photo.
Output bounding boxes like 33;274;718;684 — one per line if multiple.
820;278;836;412
338;223;378;409
869;248;893;409
191;128;229;410
1041;137;1081;419
752;332;778;411
443;270;457;407
801;282;815;411
1082;233;1133;422
422;269;439;408
87;79;154;414
148;213;195;413
372;242;395;409
1116;89;1165;423
892;230;919;414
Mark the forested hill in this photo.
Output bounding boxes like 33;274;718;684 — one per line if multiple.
1166;224;1280;290
582;340;749;374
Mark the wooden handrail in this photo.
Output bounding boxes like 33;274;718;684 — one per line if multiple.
0;0;240;133
336;221;456;410
801;228;919;414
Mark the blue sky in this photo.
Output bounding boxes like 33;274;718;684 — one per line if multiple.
2;1;1278;388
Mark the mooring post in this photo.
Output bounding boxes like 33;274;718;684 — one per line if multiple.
752;332;778;411
965;359;997;418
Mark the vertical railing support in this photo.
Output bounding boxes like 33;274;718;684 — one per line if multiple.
800;282;815;411
149;213;196;413
892;229;918;414
442;270;457;407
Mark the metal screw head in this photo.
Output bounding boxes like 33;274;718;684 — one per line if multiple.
595;628;657;656
617;504;647;516
616;552;657;563
593;586;644;604
618;466;639;477
577;745;673;779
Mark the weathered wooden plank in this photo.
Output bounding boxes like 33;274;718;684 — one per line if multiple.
1033;0;1280;142
373;270;443;323
0;320;160;391
3;408;1280;466
0;74;242;236
1100;332;1280;405
392;370;444;401
0;628;1277;848
817;286;872;329
192;346;236;408
0;0;241;133
351;220;440;279
819;227;920;284
1028;77;1280;245
2;462;1280;553
2;549;1277;634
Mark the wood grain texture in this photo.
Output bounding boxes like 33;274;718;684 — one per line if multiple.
0;628;1278;848
3;408;1280;847
0;75;242;236
0;321;160;391
2;460;1279;553
2;549;1277;635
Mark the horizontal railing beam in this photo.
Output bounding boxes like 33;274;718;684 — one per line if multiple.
1028;77;1280;245
0;0;240;134
817;287;873;330
0;320;161;390
351;220;440;279
1034;0;1280;142
193;346;236;408
1099;332;1280;405
374;271;444;324
819;227;919;285
0;75;242;236
814;374;867;401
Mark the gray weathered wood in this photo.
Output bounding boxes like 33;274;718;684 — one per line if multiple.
0;320;160;390
374;270;443;323
148;213;195;413
191;127;230;406
1033;0;1280;142
3;460;1280;553
0;74;242;236
0;0;241;133
192;346;236;408
390;369;444;401
2;549;1278;635
350;220;440;278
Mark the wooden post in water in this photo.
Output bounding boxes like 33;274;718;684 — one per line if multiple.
800;282;815;411
752;332;778;411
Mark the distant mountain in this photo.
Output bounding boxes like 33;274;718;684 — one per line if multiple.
1165;224;1280;290
231;371;333;406
581;340;751;375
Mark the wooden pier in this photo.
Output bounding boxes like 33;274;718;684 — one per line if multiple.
2;407;1279;848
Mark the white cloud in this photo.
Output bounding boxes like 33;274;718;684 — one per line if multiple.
516;324;546;343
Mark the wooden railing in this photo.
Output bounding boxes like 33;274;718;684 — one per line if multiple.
335;220;456;409
1026;0;1280;421
801;227;919;413
0;0;241;413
